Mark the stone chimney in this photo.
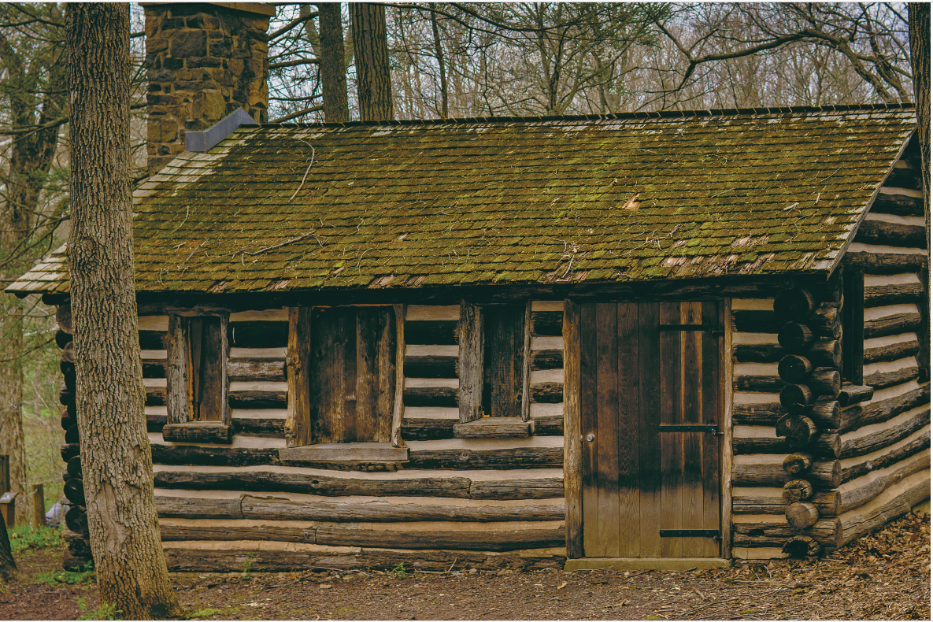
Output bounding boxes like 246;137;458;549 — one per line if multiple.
144;2;273;175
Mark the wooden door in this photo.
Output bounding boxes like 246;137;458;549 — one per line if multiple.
580;301;722;558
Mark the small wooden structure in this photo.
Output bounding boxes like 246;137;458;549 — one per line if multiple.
8;104;929;571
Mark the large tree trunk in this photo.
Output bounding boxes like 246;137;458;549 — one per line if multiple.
351;3;393;121
65;4;181;617
0;304;27;526
318;2;350;122
911;4;930;250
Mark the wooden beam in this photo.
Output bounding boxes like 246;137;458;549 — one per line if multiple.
842;268;864;384
391;304;406;447
166;315;190;425
458;300;483;424
562;299;583;559
521;301;532;422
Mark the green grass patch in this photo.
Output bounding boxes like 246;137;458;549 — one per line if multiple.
35;562;95;586
9;524;63;555
187;606;242;619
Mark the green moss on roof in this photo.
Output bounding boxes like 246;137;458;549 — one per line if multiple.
7;105;915;296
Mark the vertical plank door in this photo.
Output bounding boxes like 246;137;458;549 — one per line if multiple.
580;301;722;558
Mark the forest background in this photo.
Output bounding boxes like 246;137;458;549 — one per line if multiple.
0;1;920;524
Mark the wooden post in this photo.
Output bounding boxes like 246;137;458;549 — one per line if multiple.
563;299;583;559
0;456;9;495
458;300;483;423
841;267;865;384
165;315;190;425
520;300;532;422
285;307;313;447
0;492;16;528
721;298;734;558
32;485;45;529
391;304;407;448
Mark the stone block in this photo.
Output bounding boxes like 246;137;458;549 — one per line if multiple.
209;38;232;57
187;57;222;69
163;57;184;71
146;35;168;55
148;68;176;82
185;14;220;30
227;58;244;76
171;29;207;58
193;89;226;123
162;17;186;31
246;58;263;78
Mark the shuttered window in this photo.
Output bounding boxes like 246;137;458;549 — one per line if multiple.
841;268;865;384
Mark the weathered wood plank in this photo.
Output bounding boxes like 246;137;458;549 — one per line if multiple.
864;313;922;339
392;304;406;448
864;282;924;307
864;339;921;364
839;450;930;513
315;525;565;551
843;252;928;274
854;221;927;248
732;519;840;549
839;471;930;546
407;446;563;470
150;445;281;467
870;192;924;216
840;429;930;483
228;359;286;382
732;490;840;516
286;306;312;447
838;385;929;432
459;301;483;423
733;460;840;489
563;299;583;559
840;408;930;459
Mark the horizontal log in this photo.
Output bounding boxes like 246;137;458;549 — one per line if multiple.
783;479;813;503
783;416;818;449
234;417;286;437
883;167;922;190
864;366;919;390
864;339;920;364
163;544;563;574
773;289;815;322
810;304;842;339
780;384;813;412
731;401;784;427
785;502;820;529
64;424;79;445
854;220;927;248
316;525;564;551
61;443;79;462
778;355;812;383
400;418;454;441
404;355;458;379
67;456;82;479
55;329;72;349
59;384;74;406
60;341;74;363
843;252;928;274
808;398;842;429
838;385;929;432
227;321;288;349
64;478;84;506
61;409;76;431
534;414;563;435
531;383;563;404
864;282;924;307
841;429;930;484
733;310;779;334
864;312;922;339
840;408;930;459
778;323;814;353
837;383;875;408
227;359;286;382
155;468;471;498
159;523;565;552
453;418;534;439
147;414;166;433
531;311;562;336
732;519;840;549
807;369;841;397
733;436;786;455
783;452;811;475
162;423;233;445
531;349;563;371
732;490;840;516
733;343;783;363
783;536;822;558
734;375;785;393
65;532;91;558
142;360;167;379
840;473;930;546
408;446;563;470
840;451;930;514
406;320;458;346
64;505;87;535
469;478;564;500
150;445;280;467
241;495;565;523
871;191;924;216
733;459;839;489
56;305;72;333
156;496;244;519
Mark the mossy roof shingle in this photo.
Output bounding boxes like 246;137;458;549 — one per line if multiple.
8;104;916;296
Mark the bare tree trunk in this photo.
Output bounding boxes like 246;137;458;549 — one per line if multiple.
65;4;182;618
0;305;27;527
430;11;449;119
351;3;393;121
910;4;930;252
319;2;350;122
0;510;16;581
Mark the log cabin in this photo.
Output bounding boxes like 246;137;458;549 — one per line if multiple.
7;4;930;572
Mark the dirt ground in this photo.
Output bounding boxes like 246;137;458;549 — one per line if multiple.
0;512;929;620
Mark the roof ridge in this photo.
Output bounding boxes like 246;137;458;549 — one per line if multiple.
262;102;915;130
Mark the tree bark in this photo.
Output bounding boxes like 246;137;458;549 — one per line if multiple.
351;3;394;121
65;4;181;617
910;3;930;258
0;513;15;581
318;2;350;123
430;11;449;119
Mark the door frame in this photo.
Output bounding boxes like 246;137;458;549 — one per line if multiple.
562;297;733;561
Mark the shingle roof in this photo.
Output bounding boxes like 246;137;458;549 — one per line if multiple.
7;104;915;296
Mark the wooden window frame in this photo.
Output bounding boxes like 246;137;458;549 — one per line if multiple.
841;267;865;385
163;312;232;443
458;300;532;423
285;305;406;449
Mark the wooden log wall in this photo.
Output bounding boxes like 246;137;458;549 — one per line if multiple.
731;158;931;560
55;303;569;571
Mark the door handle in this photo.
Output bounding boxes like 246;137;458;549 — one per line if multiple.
585;433;595;442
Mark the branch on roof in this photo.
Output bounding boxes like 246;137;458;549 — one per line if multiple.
270;58;320;70
272;105;324;123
